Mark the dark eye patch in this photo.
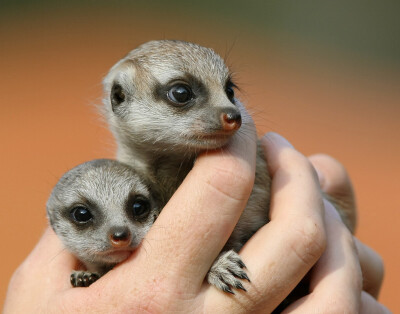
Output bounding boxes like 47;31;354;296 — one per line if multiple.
63;198;103;229
153;72;208;108
126;194;152;222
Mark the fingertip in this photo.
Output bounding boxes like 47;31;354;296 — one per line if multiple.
308;154;349;191
361;291;391;314
354;238;385;298
261;132;301;177
261;132;294;150
308;154;357;232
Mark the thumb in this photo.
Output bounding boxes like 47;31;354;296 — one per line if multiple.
19;226;76;290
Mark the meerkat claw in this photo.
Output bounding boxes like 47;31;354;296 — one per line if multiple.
234;281;247;292
207;250;250;294
70;271;100;287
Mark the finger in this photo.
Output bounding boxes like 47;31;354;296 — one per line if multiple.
360;291;391;314
7;227;76;299
284;201;362;313
309;154;357;232
206;132;327;312
19;227;75;275
354;238;385;298
134;109;257;293
309;155;383;296
29;227;74;261
265;133;325;223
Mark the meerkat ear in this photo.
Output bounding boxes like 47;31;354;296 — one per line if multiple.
110;82;126;112
105;59;136;113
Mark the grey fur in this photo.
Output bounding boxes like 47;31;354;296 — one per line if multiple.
102;40;271;292
49;40;354;294
47;159;161;287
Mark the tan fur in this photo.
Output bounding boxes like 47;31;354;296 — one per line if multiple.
102;40;355;292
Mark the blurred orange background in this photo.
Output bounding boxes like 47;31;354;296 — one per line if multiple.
1;1;399;311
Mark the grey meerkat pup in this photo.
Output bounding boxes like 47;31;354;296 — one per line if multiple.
102;40;356;294
47;159;161;287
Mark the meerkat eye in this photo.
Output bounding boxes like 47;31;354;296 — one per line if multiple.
226;86;234;101
167;84;193;105
71;206;93;223
111;83;126;110
131;198;151;219
225;82;236;103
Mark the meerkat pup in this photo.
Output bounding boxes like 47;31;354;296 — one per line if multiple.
47;159;161;287
102;40;356;293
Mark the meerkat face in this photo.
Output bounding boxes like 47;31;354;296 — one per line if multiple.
103;40;244;154
47;159;160;268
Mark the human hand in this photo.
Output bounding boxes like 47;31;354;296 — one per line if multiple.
289;153;389;313
219;133;389;313
3;120;323;313
259;137;388;313
3;130;388;313
4;118;259;313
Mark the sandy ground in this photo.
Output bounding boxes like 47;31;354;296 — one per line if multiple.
1;12;399;311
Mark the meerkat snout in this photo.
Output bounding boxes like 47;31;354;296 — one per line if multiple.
220;108;242;132
108;226;132;248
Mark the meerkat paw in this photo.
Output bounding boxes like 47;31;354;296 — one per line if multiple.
70;271;100;287
207;250;250;294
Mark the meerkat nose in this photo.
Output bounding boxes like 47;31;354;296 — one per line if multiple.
109;227;131;248
220;109;242;132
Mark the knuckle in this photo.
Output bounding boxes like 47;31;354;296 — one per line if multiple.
324;295;359;313
205;160;255;203
129;278;196;313
289;216;327;266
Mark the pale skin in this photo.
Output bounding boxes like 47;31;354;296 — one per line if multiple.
4;130;389;313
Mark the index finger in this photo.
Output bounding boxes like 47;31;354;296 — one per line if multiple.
138;107;257;293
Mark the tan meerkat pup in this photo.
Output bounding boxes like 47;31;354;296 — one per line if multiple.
102;40;356;294
47;159;161;287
